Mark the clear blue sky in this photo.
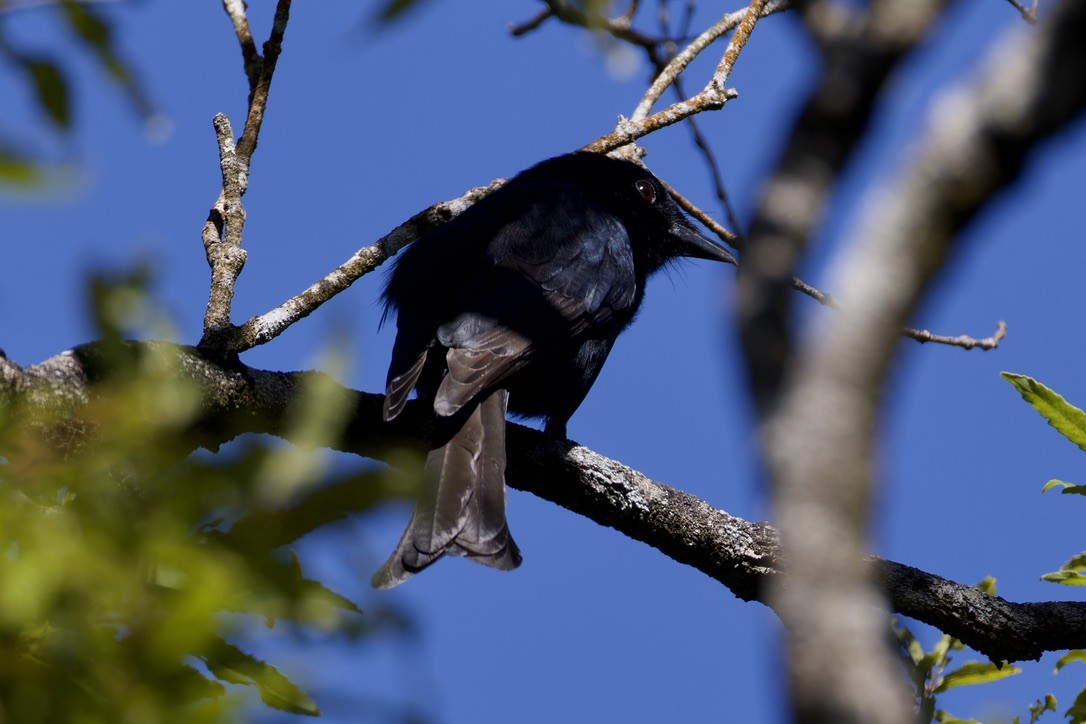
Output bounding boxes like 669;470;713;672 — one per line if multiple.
3;1;1086;722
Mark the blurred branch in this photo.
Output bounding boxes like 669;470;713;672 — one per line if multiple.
736;0;956;721
734;0;1086;720
7;339;1086;666
199;0;292;353
0;0;123;14
1004;0;1038;24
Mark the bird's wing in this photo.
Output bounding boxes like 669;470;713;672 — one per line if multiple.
383;332;431;421
433;197;637;416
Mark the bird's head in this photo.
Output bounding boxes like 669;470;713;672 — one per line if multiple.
529;153;736;274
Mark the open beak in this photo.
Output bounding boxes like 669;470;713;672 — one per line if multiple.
669;217;736;265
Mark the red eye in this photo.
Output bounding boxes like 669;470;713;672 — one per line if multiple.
634;180;657;203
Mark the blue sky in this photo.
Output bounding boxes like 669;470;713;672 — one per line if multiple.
3;1;1086;722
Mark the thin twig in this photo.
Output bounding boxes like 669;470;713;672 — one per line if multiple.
221;0;260;89
508;6;553;36
630;0;790;122
667;182;1004;351
670;76;746;244
662;180;739;247
236;0;291;162
582;0;781;155
1003;0;1038;24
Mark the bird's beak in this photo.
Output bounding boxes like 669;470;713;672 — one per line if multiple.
669;217;736;265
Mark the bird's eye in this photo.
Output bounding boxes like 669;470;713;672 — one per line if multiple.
634;180;657;203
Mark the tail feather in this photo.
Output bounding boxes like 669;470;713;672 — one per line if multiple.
372;389;521;590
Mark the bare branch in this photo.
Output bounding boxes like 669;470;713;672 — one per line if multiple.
582;0;789;155
508;6;553;36
199;0;293;352
235;0;291;162
630;0;791;122
221;0;260;89
209;180;507;354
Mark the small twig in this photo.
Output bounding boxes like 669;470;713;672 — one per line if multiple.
581;90;739;155
904;321;1007;350
670;76;746;244
221;0;260;89
709;0;768;94
582;0;781;155
236;0;291;162
664;184;1003;352
1003;0;1038;24
630;0;790;122
508;6;553;36
662;180;739;248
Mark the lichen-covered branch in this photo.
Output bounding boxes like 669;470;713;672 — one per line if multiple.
199;0;293;352
213;180;507;354
5;340;1086;666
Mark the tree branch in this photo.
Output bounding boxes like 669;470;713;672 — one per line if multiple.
737;0;958;720
199;0;293;352
736;0;1086;720
5;340;1086;666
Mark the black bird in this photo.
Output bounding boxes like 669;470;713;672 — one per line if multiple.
373;152;734;589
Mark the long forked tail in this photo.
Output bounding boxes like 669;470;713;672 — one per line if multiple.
372;389;522;589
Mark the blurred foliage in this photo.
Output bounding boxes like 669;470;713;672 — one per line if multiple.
0;270;416;722
0;0;155;188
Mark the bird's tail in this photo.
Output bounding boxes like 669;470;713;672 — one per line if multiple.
372;389;522;589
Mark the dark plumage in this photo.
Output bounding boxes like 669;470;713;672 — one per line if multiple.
373;152;734;589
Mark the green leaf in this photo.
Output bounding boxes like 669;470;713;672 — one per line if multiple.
975;576;997;596
891;619;926;667
1027;693;1058;724
1042;571;1086;585
203;638;320;716
1042;555;1086;585
1001;373;1086;452
1055;651;1086;672
60;1;155;121
1044;480;1086;495
0;146;43;186
934;660;1021;693
21;58;71;129
223;469;415;552
1066;686;1086;723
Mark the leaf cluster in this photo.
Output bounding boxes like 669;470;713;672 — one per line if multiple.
0;273;416;722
